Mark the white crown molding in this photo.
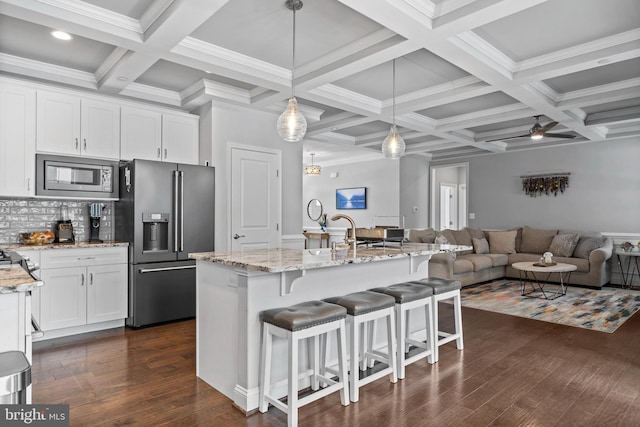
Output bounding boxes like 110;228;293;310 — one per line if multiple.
0;53;96;89
119;82;181;106
307;84;382;115
138;0;174;33
94;47;129;87
452;31;515;78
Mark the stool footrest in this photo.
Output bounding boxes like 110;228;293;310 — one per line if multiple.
437;331;460;345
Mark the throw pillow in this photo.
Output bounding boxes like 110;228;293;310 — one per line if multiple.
548;233;580;257
472;237;489;254
435;235;449;245
520;226;558;254
438;229;457;245
573;236;606;259
486;230;517;254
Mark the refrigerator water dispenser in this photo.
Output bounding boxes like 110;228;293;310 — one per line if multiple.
142;213;169;252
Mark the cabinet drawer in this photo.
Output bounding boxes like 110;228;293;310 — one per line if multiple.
40;247;127;269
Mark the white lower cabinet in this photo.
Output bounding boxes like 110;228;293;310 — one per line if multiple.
38;247;127;334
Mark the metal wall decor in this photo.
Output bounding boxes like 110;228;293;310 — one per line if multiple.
521;172;570;197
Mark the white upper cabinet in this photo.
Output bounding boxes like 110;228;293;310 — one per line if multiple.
121;107;199;164
0;83;36;197
120;106;162;161
162;113;199;164
36;90;120;160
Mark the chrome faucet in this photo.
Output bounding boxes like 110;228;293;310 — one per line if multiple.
331;214;357;256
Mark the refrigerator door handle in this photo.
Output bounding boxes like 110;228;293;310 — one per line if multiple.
139;265;196;273
180;170;184;252
174;170;179;253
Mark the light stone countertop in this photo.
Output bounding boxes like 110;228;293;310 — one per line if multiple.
189;243;471;273
0;264;43;293
1;241;129;251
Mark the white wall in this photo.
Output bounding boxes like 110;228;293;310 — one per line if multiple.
431;138;640;234
303;158;399;230
198;101;302;251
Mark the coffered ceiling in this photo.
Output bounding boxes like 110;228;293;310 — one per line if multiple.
1;0;639;164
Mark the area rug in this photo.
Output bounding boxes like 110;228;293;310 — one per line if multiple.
459;281;640;333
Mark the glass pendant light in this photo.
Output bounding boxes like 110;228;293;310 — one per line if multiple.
277;0;307;142
304;153;321;176
381;58;406;159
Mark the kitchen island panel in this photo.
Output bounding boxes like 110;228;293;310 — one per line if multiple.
196;251;433;413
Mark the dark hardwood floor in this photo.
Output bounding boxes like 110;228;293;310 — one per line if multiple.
32;298;640;426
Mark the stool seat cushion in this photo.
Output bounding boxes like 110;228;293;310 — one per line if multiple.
324;291;395;316
261;301;347;332
370;282;433;304
410;278;461;294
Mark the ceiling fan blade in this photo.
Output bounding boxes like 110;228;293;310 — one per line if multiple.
543;132;575;139
485;134;530;142
539;121;558;133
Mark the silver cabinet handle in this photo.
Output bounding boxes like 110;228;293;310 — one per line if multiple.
81;273;85;286
164;148;168;159
90;273;93;285
77;256;96;260
139;265;196;273
83;138;87;151
75;138;79;149
233;234;246;240
157;147;161;159
27;178;30;191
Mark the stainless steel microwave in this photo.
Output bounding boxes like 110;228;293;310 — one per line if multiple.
36;154;119;199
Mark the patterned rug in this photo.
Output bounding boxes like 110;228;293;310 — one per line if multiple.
459;281;640;333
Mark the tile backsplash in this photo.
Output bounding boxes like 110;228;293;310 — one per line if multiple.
0;199;114;244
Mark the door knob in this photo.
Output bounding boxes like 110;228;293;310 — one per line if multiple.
233;234;246;240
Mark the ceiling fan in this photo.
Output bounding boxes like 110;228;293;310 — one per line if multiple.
486;115;576;142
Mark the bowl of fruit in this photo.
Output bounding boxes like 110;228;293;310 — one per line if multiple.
20;231;55;245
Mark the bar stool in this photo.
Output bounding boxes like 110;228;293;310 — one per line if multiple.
259;300;349;427
324;291;397;402
370;282;434;379
411;278;463;362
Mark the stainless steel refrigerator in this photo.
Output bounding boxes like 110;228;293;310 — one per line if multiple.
115;159;214;327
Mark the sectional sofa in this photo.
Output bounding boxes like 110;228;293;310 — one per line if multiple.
407;226;612;289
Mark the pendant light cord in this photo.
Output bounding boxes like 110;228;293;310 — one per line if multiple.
291;6;296;98
392;58;396;127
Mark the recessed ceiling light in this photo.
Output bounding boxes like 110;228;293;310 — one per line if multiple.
51;30;72;41
116;76;128;82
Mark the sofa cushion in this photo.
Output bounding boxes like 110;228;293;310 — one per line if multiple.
438;229;457;245
466;227;486;241
472;237;489;254
511;227;523;252
573;236;606;259
520;226;558;254
408;228;436;243
552;256;590;273
487;230;517;254
462;254;493;271
484;253;509;267
429;252;451;264
451;229;473;255
548;233;580;257
453;259;474;274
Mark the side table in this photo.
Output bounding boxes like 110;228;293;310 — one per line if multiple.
303;232;330;249
615;249;640;289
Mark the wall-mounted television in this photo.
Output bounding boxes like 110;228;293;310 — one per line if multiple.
336;187;367;210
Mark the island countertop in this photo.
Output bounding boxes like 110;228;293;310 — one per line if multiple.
0;264;43;293
189;243;470;273
1;241;129;251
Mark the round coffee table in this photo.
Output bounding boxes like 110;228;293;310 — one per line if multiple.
511;261;577;300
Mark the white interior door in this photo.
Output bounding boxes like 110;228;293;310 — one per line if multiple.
230;147;281;250
440;183;457;230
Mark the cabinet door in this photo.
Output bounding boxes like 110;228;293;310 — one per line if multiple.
162;113;199;165
0;84;36;197
86;264;127;324
36;91;80;155
39;267;87;330
121;106;162;161
81;99;120;159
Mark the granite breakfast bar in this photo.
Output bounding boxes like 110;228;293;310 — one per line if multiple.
190;243;470;413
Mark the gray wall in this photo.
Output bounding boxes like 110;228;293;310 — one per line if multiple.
303;158;399;230
198;101;302;251
399;156;429;229
432;138;640;233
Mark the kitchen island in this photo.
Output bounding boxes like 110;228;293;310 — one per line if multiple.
190;243;470;413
